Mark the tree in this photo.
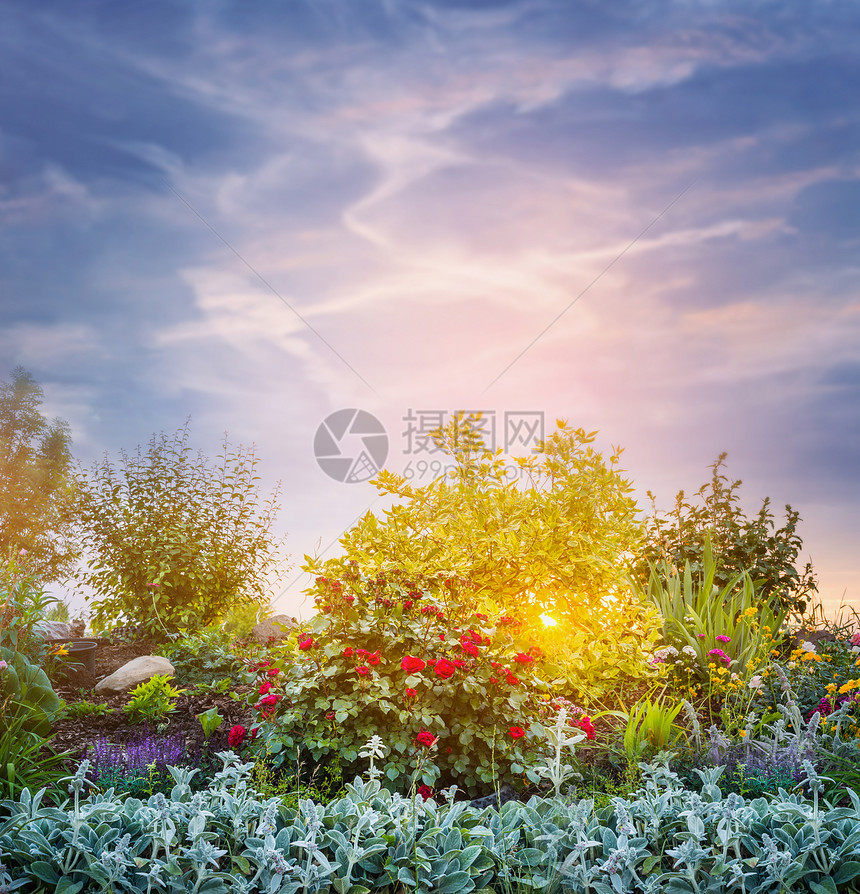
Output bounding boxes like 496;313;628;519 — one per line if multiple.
76;423;285;634
305;413;659;701
0;367;79;581
635;452;817;619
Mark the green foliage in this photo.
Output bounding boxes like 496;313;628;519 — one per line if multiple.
0;706;69;805
75;422;285;635
633;537;786;687
198;707;224;743
620;695;685;764
245;569;588;795
5;755;860;893
637;452;817;619
0;558;64;661
157;624;249;688
62;700;113;720
0;367;79;583
123;674;184;726
0;646;62;736
308;413;659;702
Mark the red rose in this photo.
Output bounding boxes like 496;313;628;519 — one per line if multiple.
509;726;526;739
228;725;246;748
490;677;497;684
460;641;479;657
267;667;280;676
343;646;354;658
325;711;335;720
434;659;456;679
415;730;438;748
356;648;368;656
258;682;273;695
259;694;280;707
298;638;314;651
355;665;370;675
452;659;466;668
513;653;534;664
506;673;520;686
405;687;418;699
367;650;381;666
576;716;596;740
401;656;426;673
250;727;259;739
417;784;433;801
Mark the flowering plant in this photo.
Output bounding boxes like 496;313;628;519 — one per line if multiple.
243;569;569;794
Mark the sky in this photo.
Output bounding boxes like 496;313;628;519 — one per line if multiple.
1;0;859;622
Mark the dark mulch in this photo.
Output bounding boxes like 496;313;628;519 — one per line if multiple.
49;637;254;769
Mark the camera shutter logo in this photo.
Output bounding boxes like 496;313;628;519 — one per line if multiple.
314;409;389;483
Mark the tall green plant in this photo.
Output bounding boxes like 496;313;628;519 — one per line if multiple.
632;538;786;686
0;367;80;583
75;423;285;635
636;453;817;619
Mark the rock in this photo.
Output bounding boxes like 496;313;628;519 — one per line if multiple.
95;656;175;695
33;620;72;641
470;783;520;810
250;614;297;644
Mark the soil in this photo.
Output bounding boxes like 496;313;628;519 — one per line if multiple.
49;637;254;771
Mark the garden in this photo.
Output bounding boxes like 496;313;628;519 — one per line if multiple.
2;397;860;892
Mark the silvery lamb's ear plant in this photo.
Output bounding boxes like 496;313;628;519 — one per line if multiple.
8;751;860;892
530;706;585;797
358;734;386;781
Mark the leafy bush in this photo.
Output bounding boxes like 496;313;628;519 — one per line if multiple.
307;414;660;704
75;423;285;635
123;674;184;726
633;538;785;696
4;755;860;892
242;569;597;796
637;452;818;619
0;646;62;736
157;625;249;688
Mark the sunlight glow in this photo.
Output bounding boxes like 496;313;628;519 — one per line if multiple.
540;613;558;627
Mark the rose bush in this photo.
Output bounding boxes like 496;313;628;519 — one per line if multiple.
242;569;596;795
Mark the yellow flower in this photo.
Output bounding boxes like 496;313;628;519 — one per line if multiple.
739;730;748;738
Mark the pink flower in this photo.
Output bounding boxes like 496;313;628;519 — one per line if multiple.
696;633;706;638
852;632;860;647
708;648;731;665
228;725;246;748
415;730;438;748
401;656;426;673
509;726;526;739
716;635;731;644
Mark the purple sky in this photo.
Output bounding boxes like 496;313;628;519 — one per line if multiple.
2;1;859;620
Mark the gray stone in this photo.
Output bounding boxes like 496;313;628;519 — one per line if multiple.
95;655;175;695
250;614;297;643
33;620;72;641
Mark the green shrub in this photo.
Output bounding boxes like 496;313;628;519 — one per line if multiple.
75;423;285;635
0;645;61;736
123;674;184;726
157;625;248;688
243;569;594;796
